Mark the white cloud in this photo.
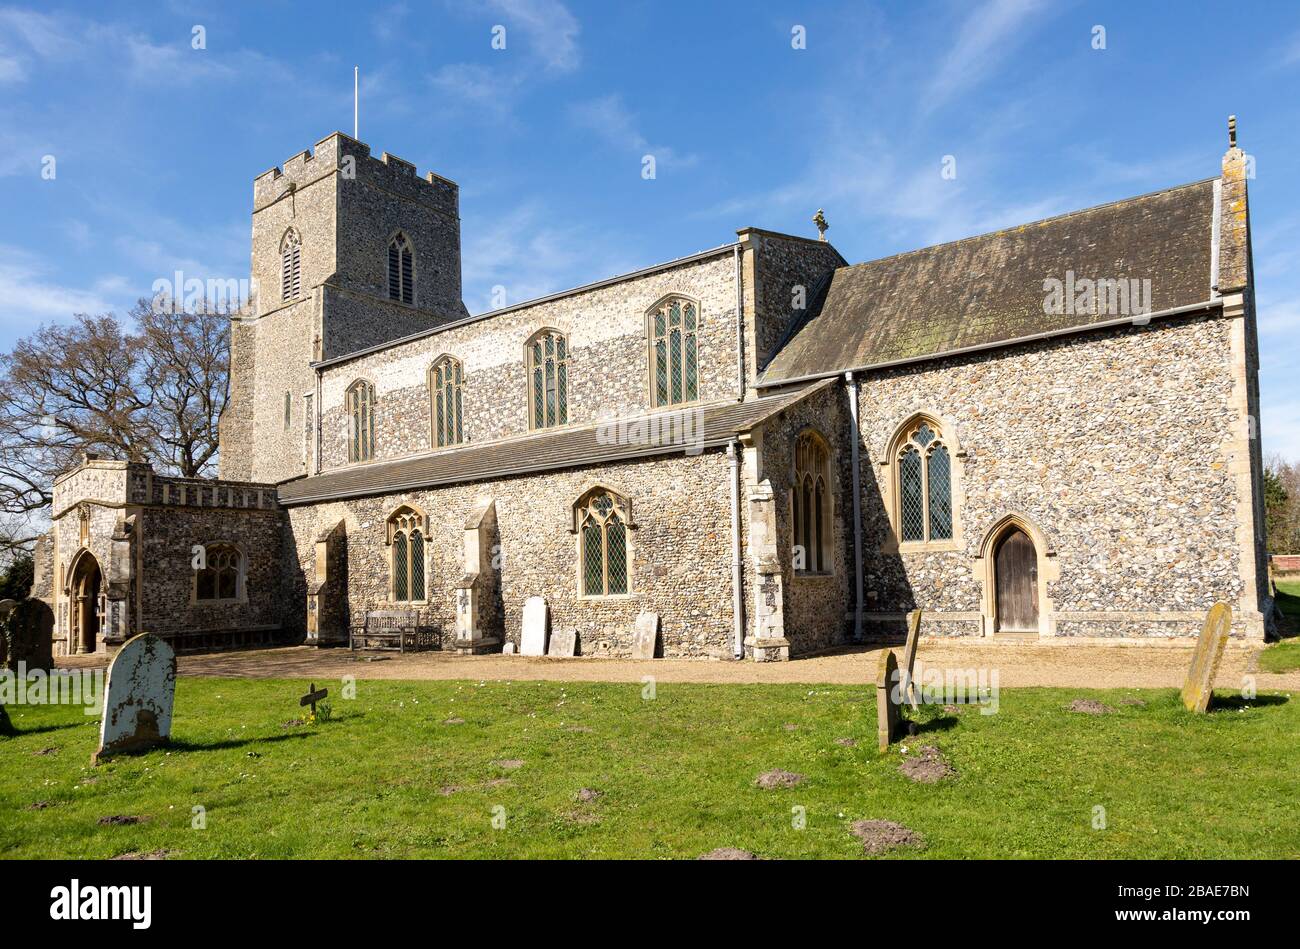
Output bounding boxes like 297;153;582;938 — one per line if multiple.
485;0;580;74
922;0;1046;115
568;94;697;168
0;245;118;331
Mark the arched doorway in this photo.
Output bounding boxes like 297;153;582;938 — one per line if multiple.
993;528;1038;633
68;552;102;654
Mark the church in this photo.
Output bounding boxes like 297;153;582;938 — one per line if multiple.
36;120;1272;660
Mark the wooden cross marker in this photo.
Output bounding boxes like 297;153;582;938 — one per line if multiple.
300;682;328;716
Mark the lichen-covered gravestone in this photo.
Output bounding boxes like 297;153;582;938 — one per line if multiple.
548;628;577;657
1181;602;1232;713
95;633;176;764
632;612;659;660
900;609;923;711
876;648;901;753
520;596;549;656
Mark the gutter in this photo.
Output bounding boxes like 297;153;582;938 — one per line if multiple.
757;299;1224;390
845;371;864;642
727;440;745;659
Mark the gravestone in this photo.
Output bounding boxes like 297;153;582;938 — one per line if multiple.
503;642;516;655
900;609;923;711
632;612;659;660
1181;602;1232;713
300;682;328;716
548;628;577;657
4;599;54;672
95;633;176;764
876;648;901;753
520;596;549;656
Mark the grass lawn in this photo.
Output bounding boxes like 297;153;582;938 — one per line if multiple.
1;678;1296;859
1261;579;1300;673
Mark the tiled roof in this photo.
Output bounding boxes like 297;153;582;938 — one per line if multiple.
277;382;829;505
760;178;1218;384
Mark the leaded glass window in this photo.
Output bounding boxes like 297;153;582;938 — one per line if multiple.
280;229;301;302
389;507;425;602
793;431;832;573
430;356;464;448
195;544;242;602
649;298;699;407
577;490;629;596
895;419;954;544
387;233;414;304
527;329;568;429
346;380;375;462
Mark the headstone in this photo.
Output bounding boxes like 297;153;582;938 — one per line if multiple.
632;612;659;660
520;596;548;656
503;642;516;655
299;682;328;715
5;599;54;672
900;609;922;710
95;633;176;764
1181;602;1232;713
548;628;577;658
876;648;901;753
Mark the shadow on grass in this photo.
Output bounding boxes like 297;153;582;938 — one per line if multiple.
2;720;90;738
160;731;316;754
1209;693;1289;713
907;715;960;735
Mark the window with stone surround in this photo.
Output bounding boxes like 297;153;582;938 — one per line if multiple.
526;328;568;430
648;296;700;407
889;415;956;548
429;355;464;448
346;379;376;463
387;232;414;305
574;488;630;597
194;543;244;603
792;429;832;574
280;228;301;302
387;506;426;603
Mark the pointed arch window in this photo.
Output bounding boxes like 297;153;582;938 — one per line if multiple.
793;430;832;574
388;233;414;304
527;329;568;430
280;229;301;302
649;297;700;407
388;507;425;603
195;543;244;603
430;356;464;448
346;380;376;463
894;419;954;545
575;489;629;596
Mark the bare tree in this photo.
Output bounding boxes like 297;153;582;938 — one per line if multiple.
0;300;230;555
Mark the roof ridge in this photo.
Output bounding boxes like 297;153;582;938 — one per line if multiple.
843;176;1219;272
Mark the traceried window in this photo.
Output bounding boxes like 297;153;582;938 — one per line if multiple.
388;507;425;602
280;228;302;302
576;489;629;596
793;430;832;574
430;356;464;448
388;233;414;304
649;297;699;407
346;380;376;463
527;329;568;430
896;420;953;544
195;543;243;602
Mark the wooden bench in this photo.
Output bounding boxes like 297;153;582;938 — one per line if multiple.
351;610;421;653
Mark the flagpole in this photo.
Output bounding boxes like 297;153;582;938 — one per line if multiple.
353;66;359;139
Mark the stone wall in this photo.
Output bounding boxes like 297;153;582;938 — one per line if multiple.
284;448;738;658
853;314;1256;638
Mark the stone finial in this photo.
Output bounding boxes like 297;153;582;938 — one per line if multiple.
812;208;828;241
1228;114;1237;149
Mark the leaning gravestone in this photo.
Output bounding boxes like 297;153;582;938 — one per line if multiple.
900;609;923;711
876;648;901;753
632;612;659;660
94;633;177;764
5;599;54;672
1181;602;1232;714
520;596;549;657
548;628;577;657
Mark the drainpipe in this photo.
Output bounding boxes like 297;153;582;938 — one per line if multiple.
727;439;745;659
733;244;745;401
314;366;323;475
845;372;864;642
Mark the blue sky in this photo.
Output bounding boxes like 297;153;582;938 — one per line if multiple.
1;0;1298;458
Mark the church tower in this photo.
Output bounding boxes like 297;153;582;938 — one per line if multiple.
219;132;468;483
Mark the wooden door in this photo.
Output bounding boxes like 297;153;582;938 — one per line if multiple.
994;528;1038;633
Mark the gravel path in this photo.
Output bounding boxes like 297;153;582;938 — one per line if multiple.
57;640;1299;691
